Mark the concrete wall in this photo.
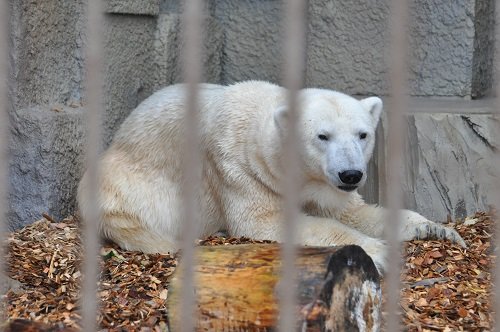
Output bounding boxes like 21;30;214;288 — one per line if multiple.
400;101;499;222
215;0;494;98
8;0;87;229
6;0;497;229
102;12;158;144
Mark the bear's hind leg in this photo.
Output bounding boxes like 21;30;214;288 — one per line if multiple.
101;214;177;254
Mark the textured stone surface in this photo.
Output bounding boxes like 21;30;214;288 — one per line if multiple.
151;12;223;91
9;0;86;108
401;113;499;222
8;106;86;230
306;0;389;94
8;1;88;228
151;14;180;90
105;0;160;16
215;0;283;84
471;0;495;97
408;0;476;97
214;0;492;97
102;14;158;145
200;15;224;83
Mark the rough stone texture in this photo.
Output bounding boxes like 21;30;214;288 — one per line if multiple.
471;0;495;97
7;0;87;229
102;14;158;145
214;0;492;97
105;0;160;16
408;0;476;97
306;0;389;94
199;15;224;83
151;14;180;90
401;113;499;222
9;0;86;109
8;106;86;230
215;0;284;84
151;13;223;91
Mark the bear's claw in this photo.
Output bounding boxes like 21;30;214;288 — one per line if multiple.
411;222;466;248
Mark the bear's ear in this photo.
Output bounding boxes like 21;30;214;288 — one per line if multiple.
273;105;289;131
360;97;383;126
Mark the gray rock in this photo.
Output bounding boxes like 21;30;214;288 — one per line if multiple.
213;0;492;97
151;14;181;90
9;0;86;109
408;0;475;97
306;0;390;95
1;277;23;294
102;14;158;145
151;12;223;91
215;0;284;84
8;106;86;230
402;113;499;222
105;0;160;16
471;0;495;98
200;15;224;83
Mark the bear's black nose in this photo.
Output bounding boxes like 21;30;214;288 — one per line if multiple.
338;170;363;185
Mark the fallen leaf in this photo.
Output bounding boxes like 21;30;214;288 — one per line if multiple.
415;298;428;307
159;289;168;300
457;307;468;318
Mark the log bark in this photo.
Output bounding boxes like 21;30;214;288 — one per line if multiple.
168;244;381;331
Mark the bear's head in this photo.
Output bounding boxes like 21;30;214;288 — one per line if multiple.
274;89;383;193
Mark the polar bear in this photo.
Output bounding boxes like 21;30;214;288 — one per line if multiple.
77;81;465;271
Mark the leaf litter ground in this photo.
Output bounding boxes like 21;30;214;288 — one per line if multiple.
1;211;495;331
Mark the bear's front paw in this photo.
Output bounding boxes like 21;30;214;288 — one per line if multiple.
360;237;388;274
403;220;466;248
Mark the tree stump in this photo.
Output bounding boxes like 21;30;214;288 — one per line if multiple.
168;244;381;331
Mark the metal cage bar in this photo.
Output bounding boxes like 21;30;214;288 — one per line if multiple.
493;1;500;330
80;1;105;331
384;0;410;331
179;0;204;331
278;0;307;331
0;0;10;325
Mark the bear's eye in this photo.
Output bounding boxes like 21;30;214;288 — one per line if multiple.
318;134;329;141
359;132;368;140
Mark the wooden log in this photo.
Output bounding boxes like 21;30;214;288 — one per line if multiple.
168;244;381;331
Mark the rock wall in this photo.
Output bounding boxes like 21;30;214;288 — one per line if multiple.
9;1;86;109
369;99;499;222
102;12;158;144
8;107;85;228
400;101;499;222
8;0;87;229
5;0;498;229
214;0;493;97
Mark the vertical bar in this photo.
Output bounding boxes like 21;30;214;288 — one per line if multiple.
493;1;500;330
279;0;307;331
384;0;409;331
179;0;203;331
81;1;105;331
0;0;9;325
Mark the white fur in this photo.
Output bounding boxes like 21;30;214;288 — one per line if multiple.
77;81;465;272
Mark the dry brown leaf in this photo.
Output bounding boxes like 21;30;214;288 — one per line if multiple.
415;298;429;307
3;212;495;331
457;307;468;318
